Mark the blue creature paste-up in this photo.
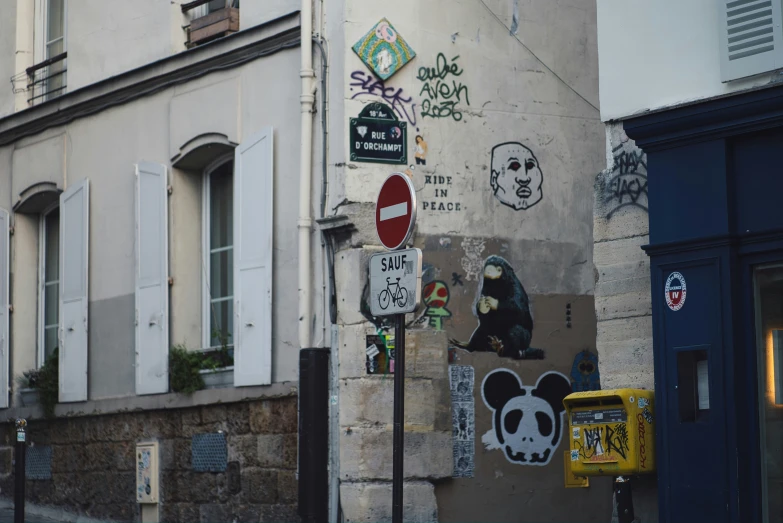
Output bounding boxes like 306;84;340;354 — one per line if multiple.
570;349;601;392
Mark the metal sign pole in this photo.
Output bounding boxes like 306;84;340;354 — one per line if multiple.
391;313;405;523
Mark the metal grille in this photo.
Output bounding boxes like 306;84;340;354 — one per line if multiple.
191;432;227;472
726;0;775;61
25;446;52;480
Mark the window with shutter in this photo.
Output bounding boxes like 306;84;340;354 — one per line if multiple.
39;205;59;367
59;179;88;403
135;163;169;395
0;209;9;409
720;0;783;82
233;128;273;387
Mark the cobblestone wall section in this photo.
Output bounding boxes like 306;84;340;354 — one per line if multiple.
0;396;299;523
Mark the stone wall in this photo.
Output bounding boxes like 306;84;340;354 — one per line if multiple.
594;123;658;522
0;396;299;523
593;123;654;391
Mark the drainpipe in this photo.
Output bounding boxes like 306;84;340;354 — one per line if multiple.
298;0;316;350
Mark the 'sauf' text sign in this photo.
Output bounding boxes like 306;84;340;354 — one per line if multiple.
369;248;422;316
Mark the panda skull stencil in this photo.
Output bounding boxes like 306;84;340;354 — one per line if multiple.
481;369;571;466
490;142;543;210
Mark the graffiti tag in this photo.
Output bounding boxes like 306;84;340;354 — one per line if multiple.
637;413;647;469
349;71;418;127
417;53;470;121
604;144;648;219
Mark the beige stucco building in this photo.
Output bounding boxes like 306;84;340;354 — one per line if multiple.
0;0;613;521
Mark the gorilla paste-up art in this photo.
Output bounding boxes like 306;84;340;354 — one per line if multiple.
451;256;543;360
490;142;543;210
570;349;601;392
481;369;571;466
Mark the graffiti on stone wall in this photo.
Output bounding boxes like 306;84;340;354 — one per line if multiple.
450;365;475;478
417;53;470;121
350;71;419;129
570;350;601;392
491;142;544;211
423;174;463;212
604;143;648;219
460;238;486;282
414;135;428;165
451;256;543;360
481;369;571;466
422;280;452;331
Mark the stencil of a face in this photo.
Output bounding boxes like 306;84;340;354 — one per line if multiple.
490;142;543;210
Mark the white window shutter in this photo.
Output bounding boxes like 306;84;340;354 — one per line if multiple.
59;179;89;403
720;0;783;82
233;127;273;387
0;209;9;409
135;162;169;395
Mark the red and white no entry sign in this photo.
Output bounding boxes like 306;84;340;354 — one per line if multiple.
375;172;417;250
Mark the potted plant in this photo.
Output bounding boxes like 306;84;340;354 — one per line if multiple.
198;329;234;389
17;369;41;406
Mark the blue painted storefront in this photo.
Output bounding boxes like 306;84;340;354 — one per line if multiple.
624;84;783;523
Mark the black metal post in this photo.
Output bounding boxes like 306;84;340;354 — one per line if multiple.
14;418;26;523
615;476;634;523
392;314;405;523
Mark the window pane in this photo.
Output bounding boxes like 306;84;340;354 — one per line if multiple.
209;162;233;250
44;283;59;326
207;0;225;12
210;299;233;347
210;249;233;299
44;208;59;282
46;0;64;43
754;266;783;523
44;326;57;361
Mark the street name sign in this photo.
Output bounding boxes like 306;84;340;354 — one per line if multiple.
369;248;422;316
350;103;407;165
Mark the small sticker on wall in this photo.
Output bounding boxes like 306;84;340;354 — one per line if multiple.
572;427;580;439
665;272;687;311
638;397;649;408
629;396;635;403
570;449;579;462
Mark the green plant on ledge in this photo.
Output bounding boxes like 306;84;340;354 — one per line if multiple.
169;345;205;394
38;348;59;418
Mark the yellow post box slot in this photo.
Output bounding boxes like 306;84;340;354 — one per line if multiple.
563;389;655;477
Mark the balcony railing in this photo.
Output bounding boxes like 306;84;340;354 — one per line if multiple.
26;52;67;106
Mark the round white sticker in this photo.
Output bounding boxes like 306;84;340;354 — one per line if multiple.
665;272;687;311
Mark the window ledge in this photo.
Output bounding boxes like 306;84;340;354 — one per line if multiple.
3;380;296;421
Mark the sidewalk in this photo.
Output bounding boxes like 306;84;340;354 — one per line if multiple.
0;505;68;523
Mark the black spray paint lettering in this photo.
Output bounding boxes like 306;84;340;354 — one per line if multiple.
349;71;418;128
417;54;470;121
605;144;648;219
604;424;629;459
423;175;462;212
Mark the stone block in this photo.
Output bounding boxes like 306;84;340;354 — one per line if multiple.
232;504;264;522
335;248;374;326
0;448;11;475
50;444;82;474
595;289;652;322
181;408;202;426
340;378;450;431
228;434;260;469
339;323;377;379
176;471;218;503
200;503;232;522
597;316;654;390
340;428;452;481
256;434;284;468
203;402;251;435
259;503;300;523
594;235;649;267
249;397;297;434
340;481;437;523
405;330;448;379
278;470;297;504
241;468;278;504
282;434;297;470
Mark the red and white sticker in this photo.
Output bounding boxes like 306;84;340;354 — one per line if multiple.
665;272;686;311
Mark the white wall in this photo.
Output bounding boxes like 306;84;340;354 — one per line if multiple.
598;0;783;121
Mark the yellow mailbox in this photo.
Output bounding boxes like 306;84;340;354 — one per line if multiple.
563;389;655;476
